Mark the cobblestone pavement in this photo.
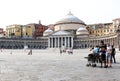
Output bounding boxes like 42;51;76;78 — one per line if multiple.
0;49;120;81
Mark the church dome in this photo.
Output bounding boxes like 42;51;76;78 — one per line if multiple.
43;28;53;36
76;27;89;35
55;11;85;25
54;11;86;31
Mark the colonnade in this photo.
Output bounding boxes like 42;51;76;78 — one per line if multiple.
0;39;48;49
0;34;119;49
48;36;73;48
74;36;118;49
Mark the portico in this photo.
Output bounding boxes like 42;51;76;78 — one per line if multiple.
48;30;74;48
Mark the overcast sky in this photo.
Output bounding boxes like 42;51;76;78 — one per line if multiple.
0;0;120;30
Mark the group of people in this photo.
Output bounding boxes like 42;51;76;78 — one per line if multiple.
87;40;116;68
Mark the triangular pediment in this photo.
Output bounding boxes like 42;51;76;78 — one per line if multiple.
51;30;72;36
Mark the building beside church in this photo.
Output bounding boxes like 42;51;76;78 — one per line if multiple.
1;11;120;49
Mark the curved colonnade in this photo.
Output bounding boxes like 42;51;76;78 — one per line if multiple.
0;34;119;49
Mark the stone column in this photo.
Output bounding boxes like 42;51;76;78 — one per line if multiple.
112;38;114;45
65;37;66;47
48;37;50;48
66;37;68;47
92;40;93;47
61;37;63;47
58;37;59;48
110;38;111;45
55;37;56;48
51;37;53;48
71;37;73;48
116;36;119;48
68;37;70;48
53;37;55;48
56;37;58;48
50;38;51;48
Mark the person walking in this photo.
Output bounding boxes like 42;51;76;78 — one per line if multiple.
60;48;62;55
28;49;32;55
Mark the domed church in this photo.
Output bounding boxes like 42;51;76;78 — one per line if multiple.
43;11;90;49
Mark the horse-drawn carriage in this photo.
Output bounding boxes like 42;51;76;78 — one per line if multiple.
60;46;73;54
66;48;73;54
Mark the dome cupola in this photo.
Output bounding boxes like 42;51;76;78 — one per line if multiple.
55;11;85;25
43;28;53;36
76;27;89;35
54;11;86;31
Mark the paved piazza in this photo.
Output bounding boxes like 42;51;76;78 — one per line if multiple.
0;49;120;81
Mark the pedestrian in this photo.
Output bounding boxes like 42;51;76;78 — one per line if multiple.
99;40;107;68
111;45;116;63
93;45;99;63
106;43;112;67
60;48;62;54
28;49;32;55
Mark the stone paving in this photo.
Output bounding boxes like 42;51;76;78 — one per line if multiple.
0;49;120;81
